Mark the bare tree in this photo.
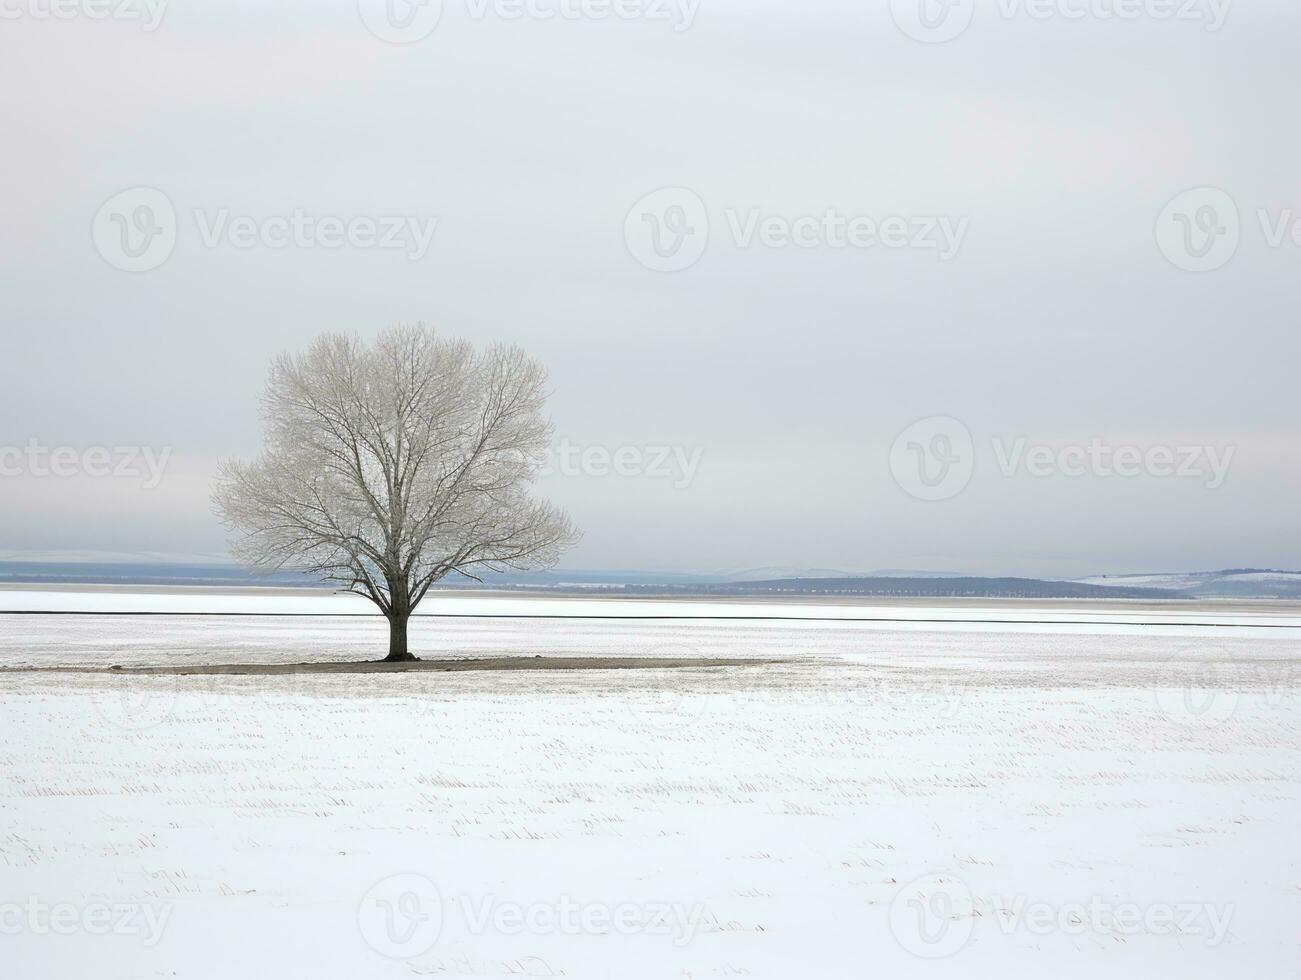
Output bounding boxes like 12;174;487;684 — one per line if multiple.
213;326;578;662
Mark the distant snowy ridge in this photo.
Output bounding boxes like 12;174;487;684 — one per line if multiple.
1076;569;1301;599
704;567;966;582
4;557;1301;599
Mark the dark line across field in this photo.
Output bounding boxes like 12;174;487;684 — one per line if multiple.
1;656;790;676
1;610;1299;629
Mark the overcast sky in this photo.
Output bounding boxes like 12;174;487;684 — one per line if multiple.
1;0;1298;577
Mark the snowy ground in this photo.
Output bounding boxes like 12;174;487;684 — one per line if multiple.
1;594;1298;978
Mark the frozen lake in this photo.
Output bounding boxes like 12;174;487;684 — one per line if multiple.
1;591;1298;978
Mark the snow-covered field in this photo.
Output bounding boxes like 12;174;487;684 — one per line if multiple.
1;594;1298;978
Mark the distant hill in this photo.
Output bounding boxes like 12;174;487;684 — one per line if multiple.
3;558;1299;600
0;560;328;589
1075;569;1301;600
620;576;1177;600
702;564;967;580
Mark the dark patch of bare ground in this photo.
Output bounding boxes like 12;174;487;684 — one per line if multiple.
2;656;789;676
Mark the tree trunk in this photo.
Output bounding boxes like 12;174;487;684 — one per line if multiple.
384;612;416;662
